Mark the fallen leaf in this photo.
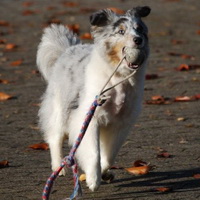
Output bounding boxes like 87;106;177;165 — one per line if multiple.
125;165;151;175
110;165;123;170
181;54;195;60
176;64;200;71
0;92;13;101
133;160;148;167
197;30;200;35
10;59;23;66
0;20;10;26
79;174;86;181
157;151;172;158
179;137;188;144
5;43;17;50
31;70;40;74
0;160;9;168
145;74;159;80
193;94;200;100
168;52;182;57
174;96;194;102
80;33;92;40
0;39;7;44
108;7;125;14
176;64;190;71
62;2;79;7
154;187;173;192
0;79;9;84
67;24;80;34
22;9;37;16
79;8;97;13
193;174;200;179
22;1;34;7
29;125;39;130
28;143;49;150
46;18;62;25
177;117;186;121
46;6;57;11
146;95;172;105
171;39;184;45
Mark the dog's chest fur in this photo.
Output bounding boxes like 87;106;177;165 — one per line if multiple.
97;81;135;125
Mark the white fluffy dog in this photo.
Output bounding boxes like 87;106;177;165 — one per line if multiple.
37;6;151;191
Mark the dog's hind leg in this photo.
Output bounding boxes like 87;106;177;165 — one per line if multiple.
48;132;66;176
39;94;66;176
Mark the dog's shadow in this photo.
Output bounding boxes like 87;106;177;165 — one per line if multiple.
103;168;200;199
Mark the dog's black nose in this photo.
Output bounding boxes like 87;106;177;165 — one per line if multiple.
133;37;143;45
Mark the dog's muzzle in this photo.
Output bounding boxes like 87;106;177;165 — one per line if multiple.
122;47;146;70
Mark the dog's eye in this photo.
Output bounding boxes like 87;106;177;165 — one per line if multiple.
118;29;125;35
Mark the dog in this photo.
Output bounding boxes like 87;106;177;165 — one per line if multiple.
37;6;151;191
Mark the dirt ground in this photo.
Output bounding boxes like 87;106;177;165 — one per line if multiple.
0;0;200;199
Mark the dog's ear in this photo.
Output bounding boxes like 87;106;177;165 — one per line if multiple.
90;9;115;26
127;6;151;18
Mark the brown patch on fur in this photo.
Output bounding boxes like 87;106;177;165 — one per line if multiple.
107;42;124;65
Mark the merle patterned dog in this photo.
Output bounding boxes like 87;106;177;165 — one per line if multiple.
37;6;151;191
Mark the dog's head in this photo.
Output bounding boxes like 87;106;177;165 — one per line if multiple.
90;6;151;72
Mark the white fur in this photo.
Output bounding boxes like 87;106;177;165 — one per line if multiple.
37;8;149;191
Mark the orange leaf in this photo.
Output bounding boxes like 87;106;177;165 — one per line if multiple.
108;7;125;14
176;64;190;71
62;2;79;7
22;9;36;16
10;59;23;66
79;8;97;13
67;24;80;34
176;64;200;71
155;187;172;192
28;143;49;150
181;54;194;60
197;30;200;35
0;160;9;168
174;96;194;102
0;92;13;101
146;95;172;105
194;94;200;100
151;95;165;101
22;1;34;7
125;165;151;175
171;39;184;45
0;20;10;26
0;39;7;44
193;174;200;179
5;43;17;50
0;79;9;84
157;151;172;158
80;33;92;40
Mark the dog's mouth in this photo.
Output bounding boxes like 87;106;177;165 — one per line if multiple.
122;47;145;70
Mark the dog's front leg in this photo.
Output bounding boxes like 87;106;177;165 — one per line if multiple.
75;119;101;191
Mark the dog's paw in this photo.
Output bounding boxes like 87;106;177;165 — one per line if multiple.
52;165;67;176
58;167;67;176
102;170;115;183
86;174;101;191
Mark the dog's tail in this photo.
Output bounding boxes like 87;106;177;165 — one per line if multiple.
36;24;80;82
